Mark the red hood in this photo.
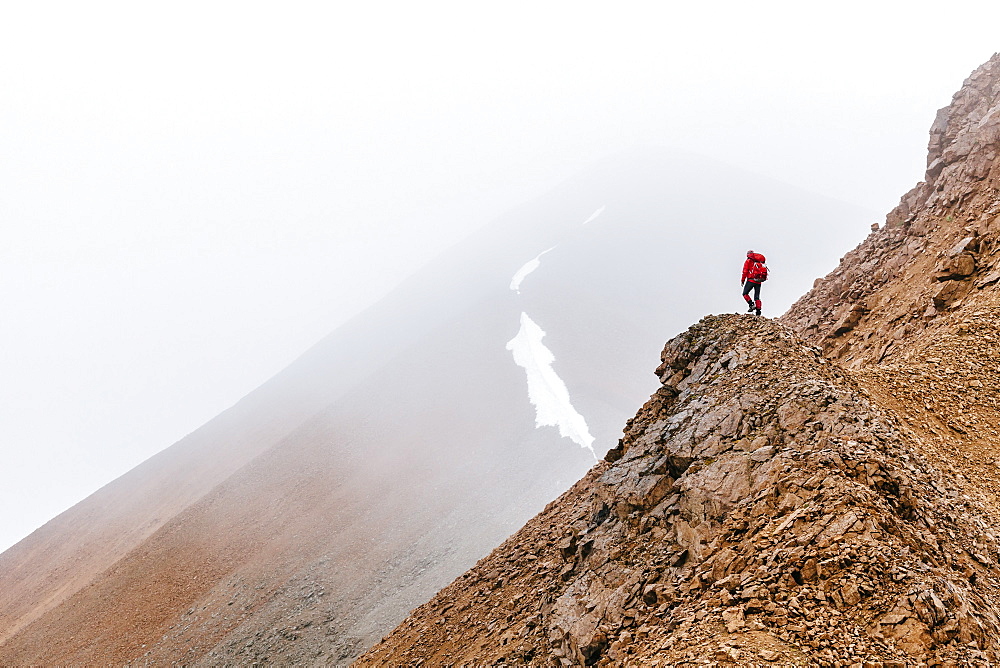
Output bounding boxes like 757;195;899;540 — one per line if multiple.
747;252;766;263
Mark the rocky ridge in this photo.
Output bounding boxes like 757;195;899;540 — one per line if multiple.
781;53;1000;368
359;55;1000;666
359;315;1000;666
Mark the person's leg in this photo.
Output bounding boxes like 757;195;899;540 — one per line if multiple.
753;283;762;315
742;282;755;311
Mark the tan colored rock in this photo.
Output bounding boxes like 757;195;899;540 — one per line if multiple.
936;252;976;279
722;606;746;633
933;278;970;308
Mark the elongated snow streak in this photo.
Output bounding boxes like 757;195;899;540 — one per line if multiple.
582;205;606;225
509;246;556;293
506;312;596;458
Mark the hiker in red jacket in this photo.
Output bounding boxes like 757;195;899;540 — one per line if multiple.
741;250;768;316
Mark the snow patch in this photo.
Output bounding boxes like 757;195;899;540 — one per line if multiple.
582;205;606;225
509;246;556;294
506;312;596;458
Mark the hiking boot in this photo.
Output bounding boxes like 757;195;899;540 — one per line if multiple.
755;307;762;316
746;302;755;313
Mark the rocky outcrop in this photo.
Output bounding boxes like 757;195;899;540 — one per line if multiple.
782;53;1000;368
358;315;1000;666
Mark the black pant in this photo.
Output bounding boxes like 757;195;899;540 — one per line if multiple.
742;281;761;302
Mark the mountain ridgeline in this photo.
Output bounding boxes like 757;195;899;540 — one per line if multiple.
358;54;1000;666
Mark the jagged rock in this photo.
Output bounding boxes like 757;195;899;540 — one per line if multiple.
935;252;976;279
783;53;1000;366
932;279;970;308
947;236;978;256
721;606;746;633
830;303;868;337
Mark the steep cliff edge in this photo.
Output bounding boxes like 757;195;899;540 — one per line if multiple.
359;315;1000;666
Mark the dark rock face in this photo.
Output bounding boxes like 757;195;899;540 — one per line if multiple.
358;315;1000;666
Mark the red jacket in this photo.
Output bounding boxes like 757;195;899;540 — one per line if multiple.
742;252;767;283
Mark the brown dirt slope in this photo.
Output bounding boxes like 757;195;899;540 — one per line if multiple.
0;396;296;648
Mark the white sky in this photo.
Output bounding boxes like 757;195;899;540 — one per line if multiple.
1;0;999;552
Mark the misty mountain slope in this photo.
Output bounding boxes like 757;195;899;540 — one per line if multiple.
0;148;871;665
0;155;617;645
360;55;1000;667
0;164;603;649
0;390;319;646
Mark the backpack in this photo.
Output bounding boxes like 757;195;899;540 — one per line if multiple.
749;261;768;282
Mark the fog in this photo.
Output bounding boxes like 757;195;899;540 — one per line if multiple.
1;1;998;552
